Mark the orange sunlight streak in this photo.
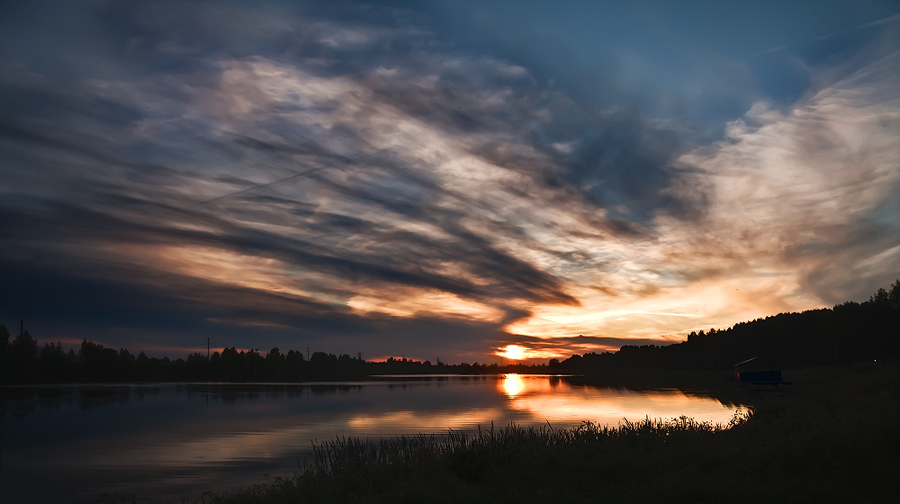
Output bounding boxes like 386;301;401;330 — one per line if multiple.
497;344;529;360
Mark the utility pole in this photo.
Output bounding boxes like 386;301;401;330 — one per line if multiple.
20;320;23;337
206;337;212;388
307;346;310;361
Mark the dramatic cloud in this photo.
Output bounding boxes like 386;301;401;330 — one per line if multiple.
1;1;898;362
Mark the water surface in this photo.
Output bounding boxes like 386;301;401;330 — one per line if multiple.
1;374;742;503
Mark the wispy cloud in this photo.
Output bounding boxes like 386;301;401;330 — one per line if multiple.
749;11;900;57
1;2;897;361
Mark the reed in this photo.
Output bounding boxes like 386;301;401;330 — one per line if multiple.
299;415;746;475
204;412;750;504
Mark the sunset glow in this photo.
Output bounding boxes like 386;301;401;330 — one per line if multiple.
497;345;529;361
1;2;897;362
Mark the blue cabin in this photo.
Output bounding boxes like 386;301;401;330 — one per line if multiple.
734;357;782;384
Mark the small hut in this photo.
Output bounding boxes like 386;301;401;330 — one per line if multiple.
734;357;782;384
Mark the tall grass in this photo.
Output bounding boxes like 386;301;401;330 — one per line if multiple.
206;412;750;504
309;412;748;476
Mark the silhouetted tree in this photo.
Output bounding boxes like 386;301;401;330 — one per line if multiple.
6;329;39;384
134;351;157;381
78;339;124;382
265;347;287;381
0;324;10;383
37;342;75;383
285;349;307;381
186;352;209;381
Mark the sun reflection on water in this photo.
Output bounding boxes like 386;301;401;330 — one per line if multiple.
497;375;738;426
500;373;526;397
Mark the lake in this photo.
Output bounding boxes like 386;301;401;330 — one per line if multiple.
1;374;744;503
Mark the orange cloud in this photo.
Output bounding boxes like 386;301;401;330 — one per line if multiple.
348;288;506;322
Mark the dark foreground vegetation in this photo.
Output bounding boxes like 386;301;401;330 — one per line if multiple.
2;280;898;386
201;363;898;504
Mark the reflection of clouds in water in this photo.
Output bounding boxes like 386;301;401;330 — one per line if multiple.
0;378;752;504
36;379;738;469
82;379;736;471
46;425;322;470
130;428;313;466
509;387;737;425
347;408;504;432
498;374;737;424
48;408;510;471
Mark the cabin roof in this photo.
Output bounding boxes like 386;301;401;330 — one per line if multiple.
734;357;780;368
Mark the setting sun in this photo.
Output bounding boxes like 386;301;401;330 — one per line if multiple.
497;344;529;361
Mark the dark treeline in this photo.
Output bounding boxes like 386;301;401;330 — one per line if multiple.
2;280;898;385
0;331;539;385
551;279;900;372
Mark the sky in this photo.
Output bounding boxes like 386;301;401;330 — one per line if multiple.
1;0;899;363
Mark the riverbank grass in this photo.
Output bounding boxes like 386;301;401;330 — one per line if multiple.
212;415;748;504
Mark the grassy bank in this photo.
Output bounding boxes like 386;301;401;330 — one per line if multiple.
201;363;897;504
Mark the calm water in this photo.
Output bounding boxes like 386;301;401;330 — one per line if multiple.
1;375;743;503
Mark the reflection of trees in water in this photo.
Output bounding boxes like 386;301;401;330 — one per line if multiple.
79;395;130;411
170;383;369;401
5;399;36;419
132;385;163;402
0;382;372;418
310;384;363;396
0;385;167;418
